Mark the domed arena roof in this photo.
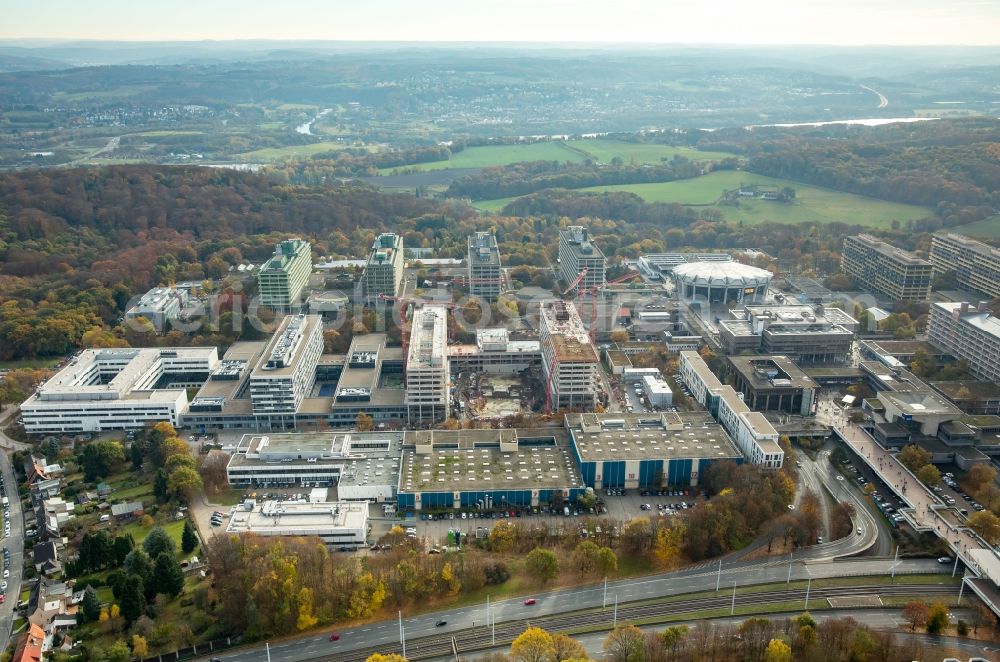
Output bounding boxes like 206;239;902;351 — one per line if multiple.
672;261;773;287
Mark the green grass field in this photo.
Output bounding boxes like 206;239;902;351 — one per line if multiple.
475;170;930;228
568;138;736;165
380;139;735;174
121;518;189;557
954;216;1000;239
134;130;206;137
0;358;58;370
234;142;358;161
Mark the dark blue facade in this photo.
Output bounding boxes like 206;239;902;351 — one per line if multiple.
638;460;664;487
666;458;693;486
602;461;626;488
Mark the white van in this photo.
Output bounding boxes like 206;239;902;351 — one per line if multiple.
99;514;110;522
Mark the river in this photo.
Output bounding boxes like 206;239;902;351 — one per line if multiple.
295;108;332;136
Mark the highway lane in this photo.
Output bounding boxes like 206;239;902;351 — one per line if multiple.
196;557;944;662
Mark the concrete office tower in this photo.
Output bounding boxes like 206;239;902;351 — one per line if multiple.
258;239;313;312
249;315;324;425
405;305;450;422
559;226;606;290
930;232;1000;298
468;231;503;303
928;301;1000;384
364;233;404;303
841;234;932;301
539;300;601;410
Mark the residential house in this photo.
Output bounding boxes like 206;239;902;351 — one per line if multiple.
28;579;79;641
110;501;144;521
29;478;61;503
24;455;63;485
32;541;60;576
40;498;73;538
11;623;44;662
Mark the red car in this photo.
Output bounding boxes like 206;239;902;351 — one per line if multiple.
329;633;340;642
523;598;536;605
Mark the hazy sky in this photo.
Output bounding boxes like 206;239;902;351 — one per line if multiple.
4;0;1000;45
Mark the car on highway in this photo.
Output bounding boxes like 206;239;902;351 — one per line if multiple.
835;475;844;481
523;598;536;605
937;556;953;564
436;620;447;627
329;633;340;641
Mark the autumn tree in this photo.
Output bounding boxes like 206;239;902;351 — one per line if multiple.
356;412;374;431
365;655;409;662
510;627;555;662
926;602;950;635
525;548;559;586
916;464;941;487
898;444;931;472
552;633;589;661
603;624;645;662
902;600;929;632
763;638;792;662
968;510;1000;545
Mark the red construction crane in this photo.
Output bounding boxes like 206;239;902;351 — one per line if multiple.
562;267;589;296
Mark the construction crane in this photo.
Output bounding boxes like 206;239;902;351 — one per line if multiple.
561;267;589;297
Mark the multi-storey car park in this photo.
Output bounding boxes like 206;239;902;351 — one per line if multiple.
558;226;606;291
840;234;933;301
467;231;504;303
928;301;1000;385
565;412;743;490
257;238;313;312
929;232;1000;299
539;300;602;411
20;347;219;434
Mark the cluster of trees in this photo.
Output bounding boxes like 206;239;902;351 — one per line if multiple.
898;444;944;490
682;462;797;560
469;611;963;662
131;422;203;504
447;158;703;200
502;189;704;230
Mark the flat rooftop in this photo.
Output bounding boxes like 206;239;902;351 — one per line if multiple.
880;390;963;417
541;301;599;363
934;302;1000;340
226;500;368;536
933;380;1000;400
192;342;265;400
566;412;742;462
728;355;819;391
251;314;322;378
740;304;858;328
851;234;931;266
407;306;448;370
31;347;216;401
862;339;946;357
398;428;582;494
560;227;606;260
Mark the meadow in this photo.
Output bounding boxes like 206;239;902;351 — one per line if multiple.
476;170;931;229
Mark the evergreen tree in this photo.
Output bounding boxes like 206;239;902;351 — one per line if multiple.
151;552;184;598
142;526;176;559
119;575;146;625
153;468;168;501
123;550;153;584
107;570;127;600
112;535;134;566
81;585;101;623
181;520;198;554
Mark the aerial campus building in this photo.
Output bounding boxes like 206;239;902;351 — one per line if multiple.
679;351;784;468
727;355;818;417
539;300;601;410
559;226;606;290
565;412;742;490
226;499;369;547
405;305;450;422
718;303;857;364
248;314;324;425
467;231;504;303
928;301;1000;385
363;233;404;303
672;261;772;304
448;328;542;375
257;239;313;312
124;287;189;333
930;232;1000;298
637;252;732;281
841;234;932;301
20;347;219;434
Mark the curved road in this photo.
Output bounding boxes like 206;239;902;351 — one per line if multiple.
860;85;889;109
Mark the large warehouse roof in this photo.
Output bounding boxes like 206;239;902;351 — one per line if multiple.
673;261;773;287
